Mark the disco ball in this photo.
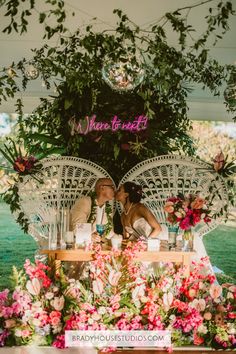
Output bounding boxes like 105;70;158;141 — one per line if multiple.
24;65;39;80
102;60;145;92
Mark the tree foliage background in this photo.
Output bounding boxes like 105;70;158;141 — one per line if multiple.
0;0;235;181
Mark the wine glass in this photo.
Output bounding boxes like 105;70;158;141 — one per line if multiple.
96;224;105;236
96;224;106;243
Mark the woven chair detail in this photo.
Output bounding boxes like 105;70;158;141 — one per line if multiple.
118;155;228;237
17;156;114;246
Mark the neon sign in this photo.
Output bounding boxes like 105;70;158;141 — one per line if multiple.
69;115;148;135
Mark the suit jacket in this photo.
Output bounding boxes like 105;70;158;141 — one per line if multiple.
70;195;111;235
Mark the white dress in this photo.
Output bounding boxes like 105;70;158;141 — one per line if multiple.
125;217;152;241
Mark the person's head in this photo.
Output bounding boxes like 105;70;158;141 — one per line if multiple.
95;178;115;202
116;181;142;205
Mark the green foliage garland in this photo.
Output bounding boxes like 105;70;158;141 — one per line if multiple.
0;1;235;182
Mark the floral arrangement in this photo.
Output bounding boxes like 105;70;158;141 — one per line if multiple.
0;138;42;232
0;138;40;177
0;242;235;350
164;194;211;231
213;151;236;177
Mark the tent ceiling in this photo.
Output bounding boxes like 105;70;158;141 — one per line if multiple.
0;0;235;121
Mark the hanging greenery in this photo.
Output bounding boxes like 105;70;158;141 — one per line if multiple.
0;1;235;182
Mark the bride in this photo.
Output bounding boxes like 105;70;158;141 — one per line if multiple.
116;181;162;241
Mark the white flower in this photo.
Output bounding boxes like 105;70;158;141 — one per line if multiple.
50;296;65;311
162;278;173;292
132;284;146;302
52;325;62;334
198;324;208;334
92;278;104;295
88;318;94;325
163;292;173;311
227;324;236;335
26;278;41;296
227;292;234;299
91;313;101;321
45;292;54;300
98;307;106;315
190;299;206;312
32;318;41;326
169;315;176;321
15;329;22;337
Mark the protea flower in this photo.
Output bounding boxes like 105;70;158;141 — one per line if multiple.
213;151;225;172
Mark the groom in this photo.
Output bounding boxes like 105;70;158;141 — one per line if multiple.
70;178;116;243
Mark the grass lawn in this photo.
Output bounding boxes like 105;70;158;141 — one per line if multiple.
0;202;37;289
203;223;236;282
0;202;235;289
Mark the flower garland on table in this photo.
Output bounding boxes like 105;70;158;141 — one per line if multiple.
0;243;236;350
87;191;113;237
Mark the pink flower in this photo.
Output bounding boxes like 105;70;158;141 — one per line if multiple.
204;312;212;320
21;329;31;338
0;289;9;304
179;217;191;230
108;270;122;286
50;311;61;326
92;278;104;295
50;296;65;311
26;278;41;295
209;284;222;299
110;294;121;305
228;312;236;319
112;302;120;311
5;319;16;329
53;335;65;349
1;306;14;319
132;284;146;301
191;299;206;312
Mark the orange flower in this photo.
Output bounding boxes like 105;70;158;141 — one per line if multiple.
164;201;174;213
14;161;26;172
191;197;205;209
193;333;204;346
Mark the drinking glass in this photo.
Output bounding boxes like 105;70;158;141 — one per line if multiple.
96;224;105;236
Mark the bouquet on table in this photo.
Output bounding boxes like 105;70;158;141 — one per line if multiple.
164;194;212;250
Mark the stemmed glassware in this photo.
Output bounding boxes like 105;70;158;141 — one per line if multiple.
96;224;105;243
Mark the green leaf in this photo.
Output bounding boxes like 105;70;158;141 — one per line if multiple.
113;144;120;160
64;99;73;110
29;133;63;145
